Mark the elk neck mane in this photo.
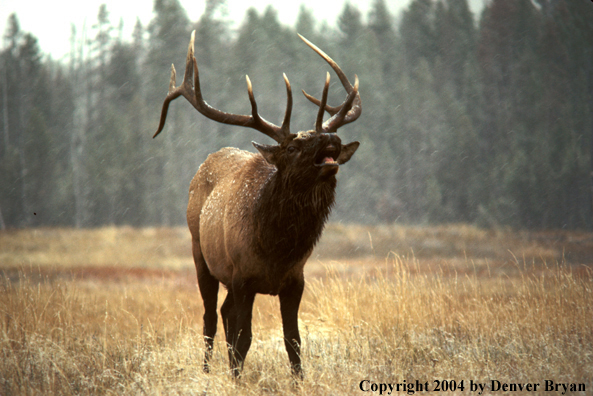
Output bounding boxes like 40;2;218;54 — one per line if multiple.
251;159;337;266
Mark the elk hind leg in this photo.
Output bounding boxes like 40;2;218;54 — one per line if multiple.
220;290;237;369
279;277;305;378
227;278;256;378
194;241;219;372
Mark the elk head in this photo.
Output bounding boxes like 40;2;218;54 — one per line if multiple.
153;32;362;179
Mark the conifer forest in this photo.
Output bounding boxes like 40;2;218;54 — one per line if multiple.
1;0;592;230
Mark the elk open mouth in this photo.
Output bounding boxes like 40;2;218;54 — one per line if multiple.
315;156;338;166
314;150;339;168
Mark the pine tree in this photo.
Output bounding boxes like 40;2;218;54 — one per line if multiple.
144;0;192;225
400;0;437;67
0;16;58;226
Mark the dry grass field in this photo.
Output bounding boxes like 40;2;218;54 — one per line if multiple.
1;224;592;395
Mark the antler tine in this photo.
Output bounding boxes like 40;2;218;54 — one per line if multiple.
153;31;291;143
301;90;340;116
281;73;293;134
323;75;360;132
153;31;197;138
246;75;261;122
315;72;331;133
298;34;353;93
168;64;177;93
298;34;362;133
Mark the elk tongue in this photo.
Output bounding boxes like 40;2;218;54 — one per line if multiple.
323;157;337;164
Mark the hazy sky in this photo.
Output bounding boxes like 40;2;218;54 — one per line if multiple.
0;0;484;61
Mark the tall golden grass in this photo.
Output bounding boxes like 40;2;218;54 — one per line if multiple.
1;225;592;395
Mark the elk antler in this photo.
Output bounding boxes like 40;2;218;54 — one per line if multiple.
154;31;292;143
298;34;362;133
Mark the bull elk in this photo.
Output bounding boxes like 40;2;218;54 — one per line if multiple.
153;31;362;378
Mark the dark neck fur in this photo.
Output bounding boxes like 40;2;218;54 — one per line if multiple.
253;169;337;266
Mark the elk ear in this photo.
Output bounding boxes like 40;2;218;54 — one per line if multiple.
337;141;360;165
253;141;280;165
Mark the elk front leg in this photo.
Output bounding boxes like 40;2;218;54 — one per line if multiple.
194;242;219;373
279;277;305;378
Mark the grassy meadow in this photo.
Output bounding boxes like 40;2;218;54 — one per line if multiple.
0;224;592;395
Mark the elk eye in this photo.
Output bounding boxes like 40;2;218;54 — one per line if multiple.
287;146;297;154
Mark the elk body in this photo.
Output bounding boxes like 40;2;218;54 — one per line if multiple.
153;31;362;378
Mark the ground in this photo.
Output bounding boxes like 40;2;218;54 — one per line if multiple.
0;224;591;395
